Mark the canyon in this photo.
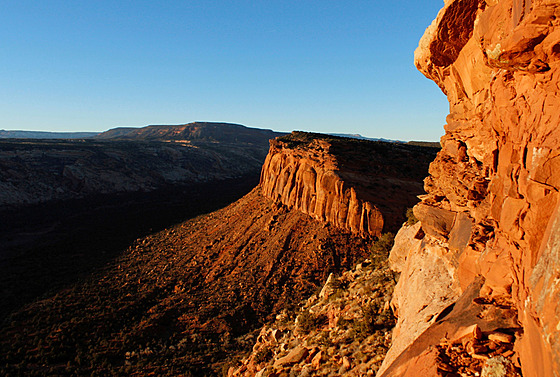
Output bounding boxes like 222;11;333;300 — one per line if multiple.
0;122;281;320
4;0;559;375
0;122;281;208
0;132;436;376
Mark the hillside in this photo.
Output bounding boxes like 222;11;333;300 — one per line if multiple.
0;123;280;324
0;132;436;376
0;187;373;376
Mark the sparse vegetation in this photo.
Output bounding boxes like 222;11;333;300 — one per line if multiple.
253;345;274;364
345;299;396;342
406;207;419;225
370;232;396;267
296;310;328;334
230;244;399;376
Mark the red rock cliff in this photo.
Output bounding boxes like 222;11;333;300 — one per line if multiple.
381;1;560;376
260;132;438;237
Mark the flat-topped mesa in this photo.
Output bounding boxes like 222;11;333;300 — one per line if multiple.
380;1;560;376
260;132;438;237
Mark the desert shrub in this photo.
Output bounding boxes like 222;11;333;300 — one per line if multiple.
405;207;418;225
350;302;396;340
325;275;348;302
253;345;274;364
296;310;315;333
370;233;395;266
371;233;395;256
296;310;327;334
220;356;243;377
316;330;334;347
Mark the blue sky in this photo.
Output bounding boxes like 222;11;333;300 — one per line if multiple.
0;1;448;141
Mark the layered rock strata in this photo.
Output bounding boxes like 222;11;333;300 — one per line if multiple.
260;132;438;237
381;1;560;376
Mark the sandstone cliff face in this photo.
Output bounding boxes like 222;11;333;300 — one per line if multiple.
381;1;560;376
260;133;438;237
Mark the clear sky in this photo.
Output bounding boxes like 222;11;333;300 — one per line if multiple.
0;1;448;141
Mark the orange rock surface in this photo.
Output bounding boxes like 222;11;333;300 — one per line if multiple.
381;1;560;376
260;132;438;237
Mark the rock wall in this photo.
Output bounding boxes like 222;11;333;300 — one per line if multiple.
259;133;438;237
381;1;560;376
260;137;383;237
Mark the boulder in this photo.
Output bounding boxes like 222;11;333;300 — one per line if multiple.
273;345;309;367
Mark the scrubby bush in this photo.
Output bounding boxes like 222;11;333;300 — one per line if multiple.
296;310;327;334
349;302;396;341
253;345;274;364
405;207;418;225
370;233;395;263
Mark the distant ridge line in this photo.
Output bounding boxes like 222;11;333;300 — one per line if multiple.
0;130;99;139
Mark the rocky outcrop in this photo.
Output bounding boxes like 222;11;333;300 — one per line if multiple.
260;132;438;237
228;257;397;377
381;1;560;376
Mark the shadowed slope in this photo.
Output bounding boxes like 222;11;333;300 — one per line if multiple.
0;187;372;376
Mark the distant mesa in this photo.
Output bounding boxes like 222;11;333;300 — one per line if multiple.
0;122;284;209
0;122;286;144
94;121;286;144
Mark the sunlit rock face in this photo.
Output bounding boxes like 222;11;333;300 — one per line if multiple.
259;132;438;237
380;1;560;376
260;137;383;237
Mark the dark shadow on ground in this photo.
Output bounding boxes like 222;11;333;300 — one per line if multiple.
0;174;259;321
